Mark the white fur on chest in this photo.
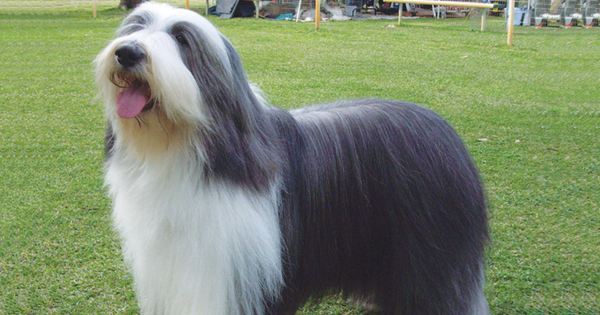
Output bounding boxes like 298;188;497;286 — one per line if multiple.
105;153;283;315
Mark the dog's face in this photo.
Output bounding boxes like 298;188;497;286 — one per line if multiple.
97;2;271;164
96;2;236;128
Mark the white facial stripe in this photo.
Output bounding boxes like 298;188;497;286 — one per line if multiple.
129;2;230;67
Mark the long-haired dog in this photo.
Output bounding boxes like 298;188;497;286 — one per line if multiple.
95;2;490;314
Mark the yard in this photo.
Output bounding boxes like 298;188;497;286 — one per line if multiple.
0;5;599;314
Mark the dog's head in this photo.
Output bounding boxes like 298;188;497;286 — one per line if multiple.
96;3;264;141
96;3;279;186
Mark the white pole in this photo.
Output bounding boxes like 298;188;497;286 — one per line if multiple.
296;0;303;22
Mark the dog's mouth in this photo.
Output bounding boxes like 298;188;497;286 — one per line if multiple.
116;79;154;119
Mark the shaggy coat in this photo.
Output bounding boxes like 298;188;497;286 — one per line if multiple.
96;3;490;314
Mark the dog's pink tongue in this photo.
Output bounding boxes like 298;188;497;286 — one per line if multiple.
117;82;149;119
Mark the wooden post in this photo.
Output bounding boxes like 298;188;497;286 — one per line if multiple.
398;6;403;25
93;0;97;17
507;0;515;46
186;0;190;9
481;9;486;31
315;0;321;29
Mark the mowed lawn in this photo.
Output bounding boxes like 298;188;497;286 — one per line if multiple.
0;7;599;314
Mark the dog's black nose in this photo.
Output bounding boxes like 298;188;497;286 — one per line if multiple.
115;44;145;68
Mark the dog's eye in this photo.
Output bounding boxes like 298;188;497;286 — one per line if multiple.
175;34;188;46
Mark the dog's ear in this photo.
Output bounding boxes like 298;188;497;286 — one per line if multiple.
173;23;261;134
171;24;280;189
218;36;266;132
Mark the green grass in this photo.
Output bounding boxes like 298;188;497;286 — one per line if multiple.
1;7;599;314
